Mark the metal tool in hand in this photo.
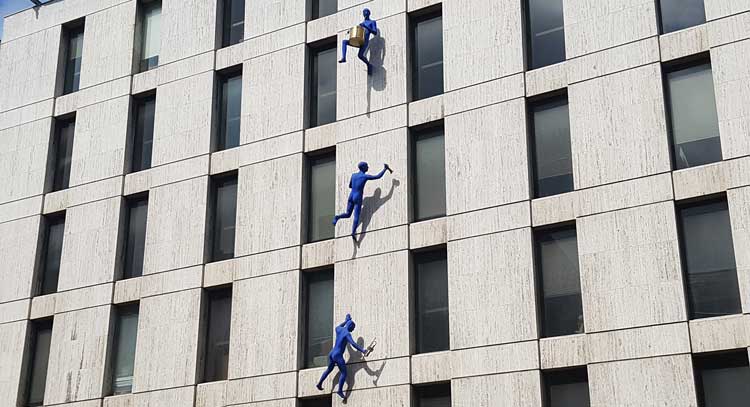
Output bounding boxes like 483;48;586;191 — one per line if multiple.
363;338;377;357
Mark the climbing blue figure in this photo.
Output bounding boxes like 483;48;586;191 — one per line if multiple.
333;161;392;239
340;8;379;75
316;314;370;399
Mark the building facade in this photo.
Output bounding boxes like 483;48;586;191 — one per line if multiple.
1;0;750;406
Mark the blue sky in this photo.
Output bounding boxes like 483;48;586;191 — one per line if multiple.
1;0;36;40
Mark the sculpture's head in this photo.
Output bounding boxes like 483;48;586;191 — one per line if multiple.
345;319;356;332
363;8;371;18
358;161;369;172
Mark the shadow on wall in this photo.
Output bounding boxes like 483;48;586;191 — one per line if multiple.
366;34;387;114
331;337;387;402
351;178;400;255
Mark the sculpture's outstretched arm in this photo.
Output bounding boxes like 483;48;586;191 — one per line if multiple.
366;166;388;180
346;333;367;353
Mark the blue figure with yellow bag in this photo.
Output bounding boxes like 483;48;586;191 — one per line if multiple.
340;8;379;75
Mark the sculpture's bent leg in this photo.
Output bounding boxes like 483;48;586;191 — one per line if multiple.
351;203;362;238
339;40;350;62
357;45;372;75
334;200;355;225
335;359;348;399
316;358;336;390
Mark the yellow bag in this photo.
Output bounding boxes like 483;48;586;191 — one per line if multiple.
348;25;366;47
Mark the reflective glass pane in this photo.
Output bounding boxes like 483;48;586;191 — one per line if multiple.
204;290;231;381
140;2;161;71
312;0;337;19
41;216;65;295
536;227;583;337
679;201;741;319
545;368;590;407
415;250;449;354
123;197;148;279
132;96;155;172
667;63;721;169
527;0;565;69
218;74;242;151
64;27;84;94
212;176;237;262
413;128;446;221
660;0;705;33
308;154;335;242
223;0;245;47
300;396;332;407
415;384;451;407
305;269;333;368
27;322;53;406
696;352;750;407
412;14;443;100
53;119;75;192
310;45;337;127
532;97;573;198
112;307;138;395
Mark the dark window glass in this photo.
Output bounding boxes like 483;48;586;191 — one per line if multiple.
694;351;750;407
543;368;590;407
526;0;566;69
412;125;446;221
217;73;242;151
39;215;65;296
204;288;232;382
678;200;741;319
131;96;155;173
415;250;449;354
139;1;161;72
304;269;334;368
210;174;238;262
666;62;721;170
63;26;84;94
307;153;335;242
415;383;451;407
309;43;337;128
222;0;245;47
659;0;706;34
411;12;443;101
26;320;53;407
531;96;573;198
535;226;583;337
123;196;148;279
52;118;75;192
111;305;139;395
311;0;337;20
299;396;332;407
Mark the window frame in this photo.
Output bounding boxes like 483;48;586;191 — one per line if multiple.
527;91;573;199
121;193;149;280
208;172;239;263
221;0;245;48
24;319;54;407
410;121;447;222
413;247;450;355
409;5;444;102
693;350;750;407
302;267;335;369
61;20;85;95
656;0;707;35
130;93;156;173
36;212;66;297
51;115;76;192
305;149;336;244
109;303;139;395
215;68;243;152
307;38;338;129
202;286;233;382
542;366;590;407
524;0;567;70
413;382;452;407
138;0;161;73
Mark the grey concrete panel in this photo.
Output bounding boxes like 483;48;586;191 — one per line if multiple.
226;372;297;404
712;39;750;160
451;340;539;378
0;118;52;204
690;314;750;353
452;370;542;407
44;177;123;215
80;2;137;89
0;216;41;303
0;26;60;112
331;384;410;407
159;0;218;65
245;0;305;39
0;320;28;407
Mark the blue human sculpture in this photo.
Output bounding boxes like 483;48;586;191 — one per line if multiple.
333;161;391;239
340;8;379;75
316;314;369;399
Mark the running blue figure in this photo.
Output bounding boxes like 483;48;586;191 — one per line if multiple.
333;161;392;239
316;314;369;399
340;8;379;75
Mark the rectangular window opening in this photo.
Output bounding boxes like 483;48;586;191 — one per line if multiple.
659;0;706;34
414;249;449;354
209;173;238;262
216;71;242;151
410;8;443;101
62;22;85;95
306;151;336;243
139;0;161;72
543;367;590;407
122;195;148;280
25;319;54;407
304;268;334;368
222;0;245;47
111;304;139;395
411;123;446;222
309;40;337;128
52;117;76;192
203;287;232;382
38;214;65;296
299;395;333;407
694;351;750;407
526;0;566;70
414;383;451;407
529;94;573;198
131;94;155;173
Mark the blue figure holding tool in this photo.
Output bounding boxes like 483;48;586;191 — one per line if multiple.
316;314;372;399
333;161;392;239
340;8;379;75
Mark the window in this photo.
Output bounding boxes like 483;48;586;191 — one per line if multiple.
414;383;451;407
694;351;750;407
308;41;337;128
678;199;741;319
414;249;449;354
52;117;75;192
311;0;336;20
122;195;148;279
304;268;334;368
38;214;65;296
216;71;242;151
530;95;573;198
222;0;245;47
203;288;232;382
139;0;161;72
299;396;332;407
209;173;238;262
306;152;335;242
535;226;583;337
131;95;155;173
411;124;446;221
410;9;443;101
62;23;84;94
526;0;566;70
665;60;721;170
543;368;590;407
25;319;53;407
111;304;139;395
659;0;706;34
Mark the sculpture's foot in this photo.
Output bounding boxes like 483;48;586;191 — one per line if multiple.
338;58;346;63
316;383;323;391
332;216;339;225
337;389;346;400
351;233;357;241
